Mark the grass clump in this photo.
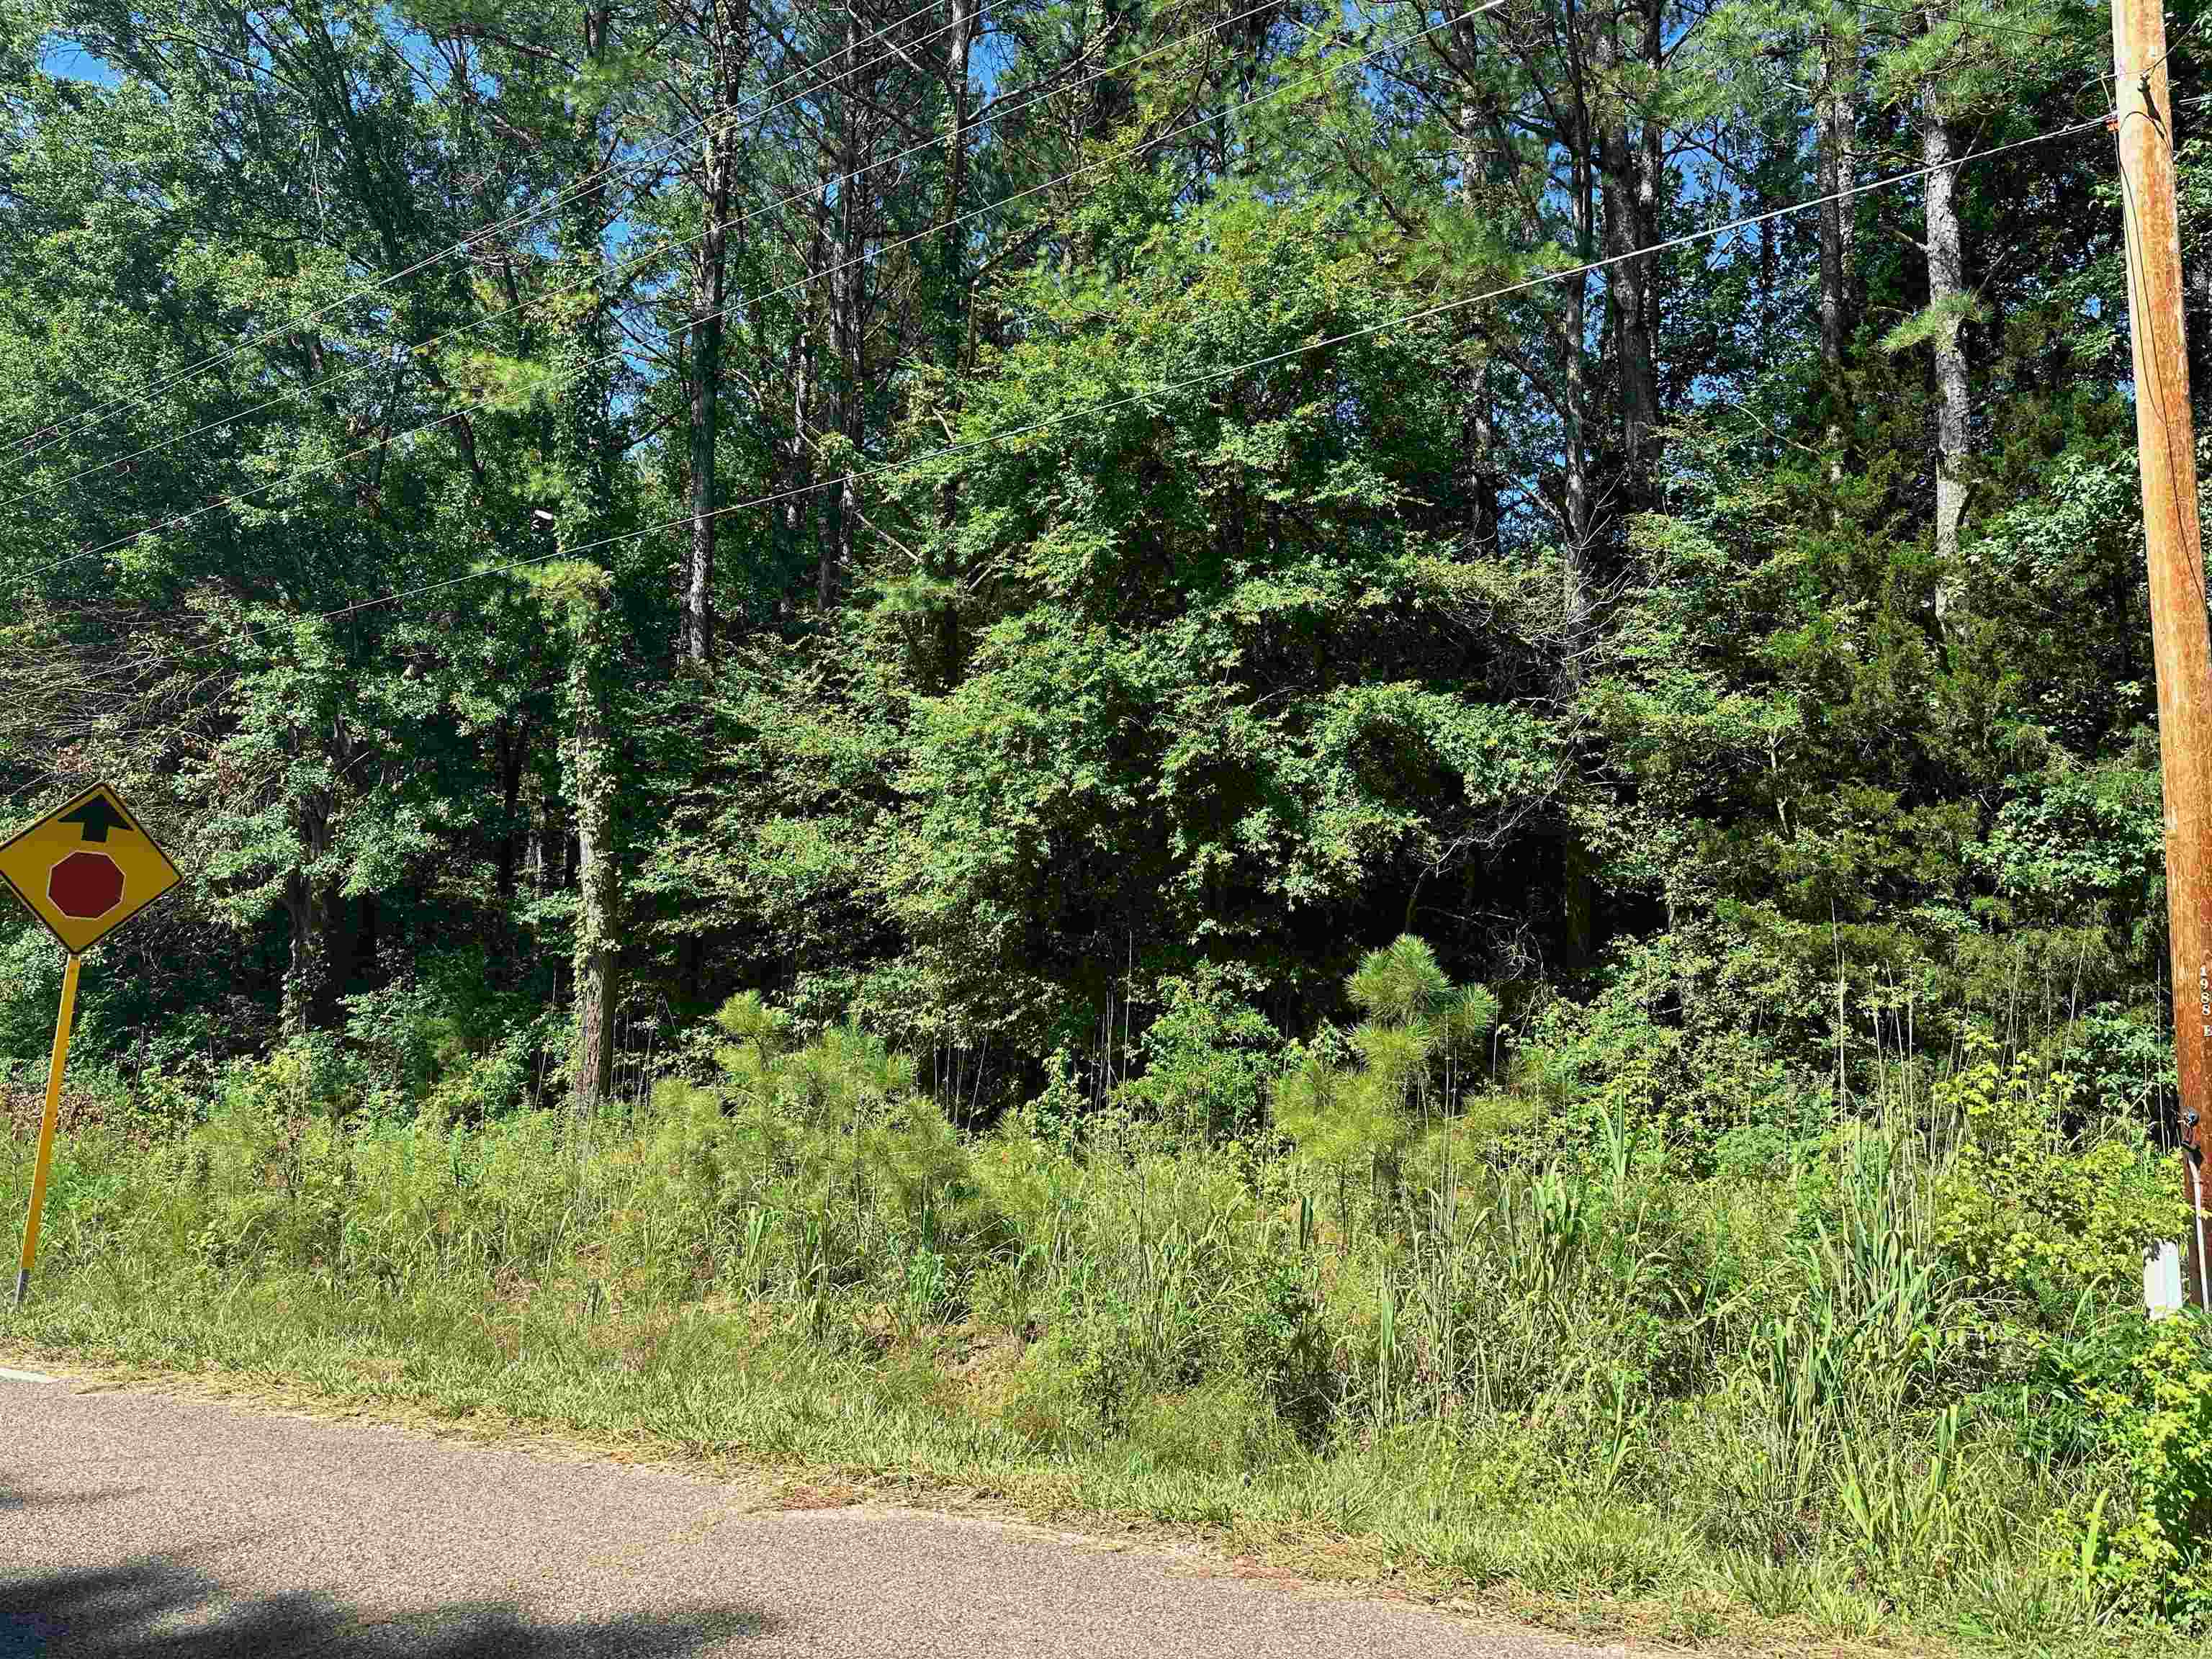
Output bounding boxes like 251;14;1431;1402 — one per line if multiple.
2;935;2205;1656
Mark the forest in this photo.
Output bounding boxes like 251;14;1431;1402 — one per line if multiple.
5;0;2212;1644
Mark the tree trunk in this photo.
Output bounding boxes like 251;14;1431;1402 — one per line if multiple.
1468;356;1501;557
786;319;817;572
1817;16;1859;379
567;601;618;1116
683;0;750;667
354;891;378;986
818;10;867;613
685;232;727;666
281;880;326;1038
679;930;704;1007
1923;91;1969;625
526;798;545;896
1596;2;1662;507
559;1;621;1120
495;715;528;911
493;715;529;985
1601;186;1657;500
1635;0;1663;357
1563;835;1596;974
1452;72;1501;557
1555;32;1604;967
281;804;334;1036
935;0;977;368
786;148;826;585
1561;147;1596;620
1087;0;1133;140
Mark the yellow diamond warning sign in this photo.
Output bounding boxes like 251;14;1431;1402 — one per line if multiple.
0;783;180;955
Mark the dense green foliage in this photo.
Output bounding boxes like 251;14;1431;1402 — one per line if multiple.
4;0;2212;1634
0;0;2198;1116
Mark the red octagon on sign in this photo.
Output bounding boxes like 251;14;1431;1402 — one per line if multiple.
49;850;123;920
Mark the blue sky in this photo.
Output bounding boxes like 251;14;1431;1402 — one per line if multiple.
39;40;117;86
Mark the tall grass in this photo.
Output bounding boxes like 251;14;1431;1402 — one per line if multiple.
0;1024;2191;1654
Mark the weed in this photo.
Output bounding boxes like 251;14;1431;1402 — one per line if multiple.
0;979;2193;1646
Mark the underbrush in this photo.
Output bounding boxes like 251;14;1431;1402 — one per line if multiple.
1;941;2203;1654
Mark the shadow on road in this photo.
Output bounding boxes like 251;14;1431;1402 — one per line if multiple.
0;1480;773;1658
0;1560;773;1657
0;1483;143;1514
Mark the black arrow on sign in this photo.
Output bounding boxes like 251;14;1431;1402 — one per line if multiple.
58;796;129;843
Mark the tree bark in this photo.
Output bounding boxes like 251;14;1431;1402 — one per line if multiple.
1563;834;1596;974
493;714;530;985
281;880;328;1038
682;0;751;667
818;9;868;613
786;318;817;567
559;0;621;1119
1452;63;1501;557
567;597;618;1116
1635;0;1663;415
783;154;827;581
1817;14;1859;379
934;0;978;369
281;802;334;1037
495;714;529;911
685;229;727;667
1923;91;1969;625
1468;356;1501;557
1561;145;1596;619
354;891;378;986
1596;1;1661;507
1434;6;1597;577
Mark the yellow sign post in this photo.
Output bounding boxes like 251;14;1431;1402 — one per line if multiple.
0;783;180;1305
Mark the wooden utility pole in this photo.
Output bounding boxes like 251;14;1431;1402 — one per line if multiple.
2114;0;2212;1310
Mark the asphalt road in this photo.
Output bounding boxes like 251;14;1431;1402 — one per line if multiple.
0;1369;1616;1658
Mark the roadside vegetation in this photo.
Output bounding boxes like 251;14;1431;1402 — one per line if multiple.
9;2;2212;1653
6;934;2206;1655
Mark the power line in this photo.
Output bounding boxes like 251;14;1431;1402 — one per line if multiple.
210;104;2116;647
6;0;1310;514
12;0;962;467
17;0;959;462
1853;0;2077;50
33;0;1510;577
